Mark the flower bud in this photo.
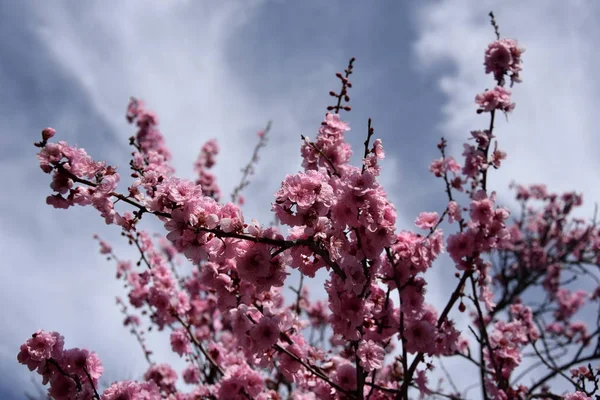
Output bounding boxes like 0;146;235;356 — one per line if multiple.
41;127;56;141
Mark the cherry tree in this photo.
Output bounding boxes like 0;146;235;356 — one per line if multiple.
19;12;600;400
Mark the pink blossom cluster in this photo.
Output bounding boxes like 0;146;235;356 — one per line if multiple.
496;183;600;345
194;139;221;201
460;130;506;179
475;86;515;114
477;36;524;113
126;97;174;179
36;139;121;224
101;381;160;400
484;38;525;86
301;112;353;172
485;304;539;392
23;15;600;400
17;330;108;400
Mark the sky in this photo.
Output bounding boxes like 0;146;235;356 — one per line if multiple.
0;0;599;398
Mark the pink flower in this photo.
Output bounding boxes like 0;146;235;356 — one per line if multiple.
357;340;385;371
236;242;289;292
41;127;56;141
278;341;305;378
429;158;444;177
470;196;494;225
272;170;335;227
334;363;357;391
373;139;384;159
170;328;191;356
144;363;177;393
249;316;280;351
48;373;78;399
447;232;475;263
415;212;438;230
564;392;591;400
324;113;350;133
182;364;201;384
475;86;515;113
301;113;352;171
218;364;265;399
101;380;160;400
17;330;64;364
447;201;462;223
404;320;436;354
194;139;221;201
555;289;587;321
415;369;432;398
63;348;104;383
484;38;525;85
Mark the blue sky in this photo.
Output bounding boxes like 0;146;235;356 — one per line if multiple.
1;0;599;398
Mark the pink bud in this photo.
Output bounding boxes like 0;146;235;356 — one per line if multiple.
41;127;56;141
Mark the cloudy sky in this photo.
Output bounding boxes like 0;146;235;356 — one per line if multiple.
1;0;599;398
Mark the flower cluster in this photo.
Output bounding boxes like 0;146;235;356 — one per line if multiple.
17;331;105;400
22;15;600;400
484;37;525;86
101;381;160;400
126;97;173;178
301;113;353;172
36;140;121;224
475;86;515;114
194;139;221;201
